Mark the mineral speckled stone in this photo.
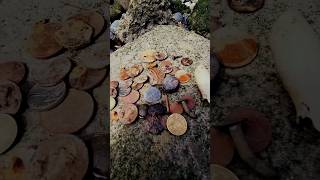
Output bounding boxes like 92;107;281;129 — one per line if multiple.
163;75;179;92
147;103;166;115
0;62;26;84
27;82;67;111
0;80;22;114
143;86;161;104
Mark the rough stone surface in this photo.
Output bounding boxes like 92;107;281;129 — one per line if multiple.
111;25;210;179
212;0;320;179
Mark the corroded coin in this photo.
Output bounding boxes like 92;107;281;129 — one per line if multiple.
68;11;105;38
131;82;144;90
69;66;106;90
169;102;183;114
148;67;165;85
147;103;166;115
175;70;191;84
228;0;264;13
159;60;173;74
163;75;179;92
27;19;63;59
110;97;116;110
155;51;168;61
0;62;26;84
143;86;161;104
27;82;67;111
32;58;71;86
118;85;131;97
54;19;93;49
118;103;138;124
30;135;88;180
0;81;22;114
133;74;148;84
140;50;156;63
119;90;140;104
181;57;193;66
0;114;17;154
40;89;94;133
143;114;164;134
166;113;187;136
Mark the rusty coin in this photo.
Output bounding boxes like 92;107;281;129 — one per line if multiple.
167;113;187;136
0;81;22;114
118;103;138;124
0;62;26;84
69;66;106;90
119;90;140;104
119;67;130;80
181;57;193;66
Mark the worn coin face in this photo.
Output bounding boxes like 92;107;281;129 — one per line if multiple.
119;90;140;104
118;103;138;124
30;135;89;180
27;82;67;111
128;64;143;78
0;114;17;154
155;51;168;61
143;86;161;104
110;96;116;110
0;81;22;114
69;66;106;90
181;57;193;66
55;19;93;49
163;75;179;92
159;60;173;74
131;82;144;90
166;113;187;136
133;74;148;84
148;67;165;85
40;89;94;133
118;85;131;97
0;62;26;84
32;58;71;86
140;50;156;63
27;20;63;59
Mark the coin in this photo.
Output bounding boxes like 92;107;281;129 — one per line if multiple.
147;103;167;115
147;62;158;69
166;113;187;136
155;51;168;61
118;103;138;124
119;90;140;104
169;102;183;114
119;79;133;88
140;50;156;63
68;11;105;38
181;57;193;66
110;80;119;89
0;114;17;154
40;89;94;133
27;82;67;111
148;67;165;85
133;74;148;84
54;19;93;49
30;135;89;180
27;19;63;59
138;104;148;118
32;58;71;86
0;81;22;114
110;87;118;98
163;75;179;92
175;70;191;84
128;64;143;78
131;82;144;90
110;97;116;110
118;85;131;97
143;86;161;104
228;0;264;13
119;67;130;80
0;62;26;84
211;128;234;166
143;114;164;134
211;164;239;180
69;66;106;90
159;60;173;74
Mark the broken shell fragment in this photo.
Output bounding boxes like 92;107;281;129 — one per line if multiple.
167;113;187;136
118;103;138;124
181;57;193;66
0;81;22;114
228;0;264;13
159;60;173;74
0;114;17;154
175;70;191;84
143;114;164;134
163;75;180;92
155;51;168;61
69;66;106;90
143;86;162;104
212;27;258;68
0;62;26;84
140;50;157;63
169;102;183;114
195;65;210;103
119;90;140;104
210;128;234;166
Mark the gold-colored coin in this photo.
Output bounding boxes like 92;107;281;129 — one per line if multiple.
166;113;187;136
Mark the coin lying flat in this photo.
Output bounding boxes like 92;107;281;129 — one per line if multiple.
128;64;144;78
110;87;118;98
175;70;191;84
131;82;144;90
27;19;63;59
69;11;105;38
119;90;140;104
0;62;26;84
148;67;165;85
110;97;116;110
0;81;22;114
118;85;131;97
69;66;106;90
110;80;119;89
40;89;94;133
163;75;179;92
27;82;67;111
32;58;71;86
211;164;239;180
118;103;138;124
138;104;148;118
55;19;93;49
166;113;187;136
143;114;164;134
211;128;234;166
181;57;193;66
0;114;17;154
159;60;173;74
143;86;162;104
30;135;88;180
228;0;264;13
119;67;130;80
133;74;148;84
140;50;156;63
155;51;168;61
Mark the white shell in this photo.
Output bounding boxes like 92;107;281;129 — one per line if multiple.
270;9;320;131
195;65;210;103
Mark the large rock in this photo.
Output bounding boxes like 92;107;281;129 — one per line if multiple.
110;25;210;179
115;0;174;43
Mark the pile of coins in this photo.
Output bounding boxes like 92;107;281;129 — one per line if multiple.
0;11;108;179
111;49;199;136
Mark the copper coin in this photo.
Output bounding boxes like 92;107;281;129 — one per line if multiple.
169;102;183;114
133;74;148;84
210;128;234;166
143;114;165;134
118;103;138;124
69;66;106;90
0;81;22;114
228;0;264;13
118;85;131;97
27;20;63;59
181;95;196;109
211;164;239;180
140;50;156;63
143;86;161;104
110;87;118;98
110;80;119;89
68;11;105;38
110;96;116;110
74;41;108;69
32;58;71;86
54;19;93;49
131;82;144;91
0;62;26;84
40;89;94;133
119;90;140;104
155;51;168;61
212;27;258;68
128;64;144;78
0;114;17;154
30;135;88;180
159;60;173;74
148;67;165;85
181;57;193;66
27;82;67;111
119;67;130;80
167;113;187;136
175;70;191;84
